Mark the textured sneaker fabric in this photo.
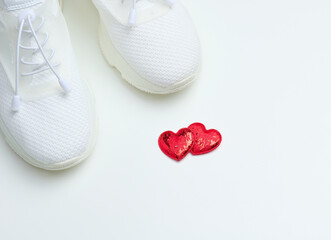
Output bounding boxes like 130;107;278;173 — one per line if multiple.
0;0;95;167
93;0;201;88
0;0;42;11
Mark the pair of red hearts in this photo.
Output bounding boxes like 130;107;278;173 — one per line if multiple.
158;123;222;161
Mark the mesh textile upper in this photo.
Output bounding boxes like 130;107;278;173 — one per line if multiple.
0;62;93;165
95;1;201;87
0;0;94;166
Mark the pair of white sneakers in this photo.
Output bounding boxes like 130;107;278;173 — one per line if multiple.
0;0;201;170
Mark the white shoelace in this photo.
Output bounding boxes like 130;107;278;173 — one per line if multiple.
128;0;175;26
12;10;71;112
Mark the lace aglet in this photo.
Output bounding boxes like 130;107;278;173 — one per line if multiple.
58;78;72;93
128;9;136;27
11;95;21;112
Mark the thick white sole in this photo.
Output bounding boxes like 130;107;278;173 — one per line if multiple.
98;20;198;94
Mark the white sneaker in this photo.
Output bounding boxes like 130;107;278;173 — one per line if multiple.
0;0;96;170
93;0;201;94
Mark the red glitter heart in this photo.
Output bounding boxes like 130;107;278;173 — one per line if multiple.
188;123;222;155
158;128;194;161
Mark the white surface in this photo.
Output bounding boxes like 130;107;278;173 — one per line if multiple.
1;0;331;239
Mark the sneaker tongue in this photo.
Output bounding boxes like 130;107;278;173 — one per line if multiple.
0;0;43;11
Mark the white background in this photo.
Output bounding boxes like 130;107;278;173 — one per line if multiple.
1;0;331;239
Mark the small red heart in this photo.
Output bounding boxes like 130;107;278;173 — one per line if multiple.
188;123;222;155
158;128;194;161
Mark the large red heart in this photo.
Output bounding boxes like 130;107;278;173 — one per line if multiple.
158;128;194;161
188;123;222;155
